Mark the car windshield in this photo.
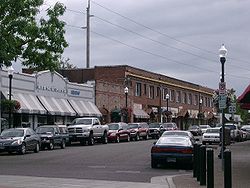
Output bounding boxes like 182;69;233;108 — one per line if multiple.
189;125;199;129
157;137;190;146
206;128;220;133
149;123;160;128
162;123;174;128
225;124;236;130
108;124;119;130
162;131;188;137
1;129;24;137
36;127;54;134
128;124;138;129
71;118;92;125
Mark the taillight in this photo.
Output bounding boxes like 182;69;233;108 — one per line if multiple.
181;148;193;154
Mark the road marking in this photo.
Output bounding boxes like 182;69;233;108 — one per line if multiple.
116;170;140;174
88;165;106;168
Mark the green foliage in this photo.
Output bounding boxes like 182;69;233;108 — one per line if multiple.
0;0;68;71
1;99;21;112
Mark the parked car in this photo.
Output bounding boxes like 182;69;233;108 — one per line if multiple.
159;122;178;135
57;124;70;145
107;122;130;143
148;123;161;139
67;117;109;145
161;130;197;143
199;125;211;134
224;123;242;142
0;128;41;154
202;127;221;145
128;122;149;141
241;125;250;140
35;125;66;150
188;125;202;136
151;136;194;168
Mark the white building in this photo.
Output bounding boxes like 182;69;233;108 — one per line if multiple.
0;69;101;131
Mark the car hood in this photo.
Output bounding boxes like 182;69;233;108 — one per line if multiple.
0;137;23;143
38;133;53;137
108;130;118;133
68;125;92;129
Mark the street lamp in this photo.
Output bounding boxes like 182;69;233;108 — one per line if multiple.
199;98;203;125
219;44;227;161
8;65;14;128
124;86;128;123
166;93;170;122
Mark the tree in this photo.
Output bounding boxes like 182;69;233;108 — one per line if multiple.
0;0;68;71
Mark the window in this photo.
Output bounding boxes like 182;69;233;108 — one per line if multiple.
188;93;192;105
163;88;169;100
144;84;147;95
183;92;187;104
135;82;142;96
170;90;175;102
149;86;155;99
194;95;198;105
176;91;181;103
156;87;160;97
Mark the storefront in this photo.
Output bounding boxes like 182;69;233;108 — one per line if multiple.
0;69;101;130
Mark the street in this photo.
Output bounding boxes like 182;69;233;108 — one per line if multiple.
0;139;190;183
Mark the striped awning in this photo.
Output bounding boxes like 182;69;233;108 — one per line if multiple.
68;99;102;117
2;92;46;114
37;96;76;116
133;108;150;119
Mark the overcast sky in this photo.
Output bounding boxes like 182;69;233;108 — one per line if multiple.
14;0;250;96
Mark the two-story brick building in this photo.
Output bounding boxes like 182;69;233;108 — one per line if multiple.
59;65;215;130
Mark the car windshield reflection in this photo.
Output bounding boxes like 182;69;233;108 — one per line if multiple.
108;124;119;130
1;129;24;137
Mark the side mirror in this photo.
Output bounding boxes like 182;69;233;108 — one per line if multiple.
25;134;31;139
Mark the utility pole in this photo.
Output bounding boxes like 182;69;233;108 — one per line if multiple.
86;0;90;68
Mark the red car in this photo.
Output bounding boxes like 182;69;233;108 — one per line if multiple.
107;123;130;143
128;122;149;141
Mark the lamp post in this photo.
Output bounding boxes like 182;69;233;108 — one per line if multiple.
199;98;203;125
124;86;128;123
166;93;170;122
8;66;14;128
219;44;227;163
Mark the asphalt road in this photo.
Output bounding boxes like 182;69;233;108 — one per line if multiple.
0;139;191;183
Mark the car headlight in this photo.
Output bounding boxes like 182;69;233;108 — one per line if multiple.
83;129;90;133
11;139;22;145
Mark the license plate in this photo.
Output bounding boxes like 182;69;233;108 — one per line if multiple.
167;158;176;163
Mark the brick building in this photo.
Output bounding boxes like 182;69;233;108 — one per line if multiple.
59;65;215;130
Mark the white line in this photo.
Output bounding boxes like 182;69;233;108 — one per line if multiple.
116;170;140;174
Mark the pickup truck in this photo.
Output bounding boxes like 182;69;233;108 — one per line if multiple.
67;117;109;145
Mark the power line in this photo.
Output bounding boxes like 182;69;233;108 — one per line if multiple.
91;0;250;65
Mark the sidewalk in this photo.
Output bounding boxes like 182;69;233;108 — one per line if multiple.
173;141;250;188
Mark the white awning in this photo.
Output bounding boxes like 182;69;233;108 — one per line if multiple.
37;96;76;116
2;92;46;114
133;108;150;119
68;99;102;117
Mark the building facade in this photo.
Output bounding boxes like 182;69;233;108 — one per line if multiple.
59;65;215;130
0;69;101;131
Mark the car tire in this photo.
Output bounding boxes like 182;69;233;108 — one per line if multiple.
19;143;26;155
127;135;130;142
151;159;158;168
61;140;66;149
102;132;108;144
135;134;140;141
116;136;120;143
48;141;54;150
88;134;94;146
34;142;40;153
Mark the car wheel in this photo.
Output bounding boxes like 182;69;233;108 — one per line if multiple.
19;143;26;155
88;134;94;146
135;134;140;141
127;135;130;142
116;136;120;143
48;141;54;150
34;142;40;153
151;159;158;168
102;132;108;144
61;140;66;149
